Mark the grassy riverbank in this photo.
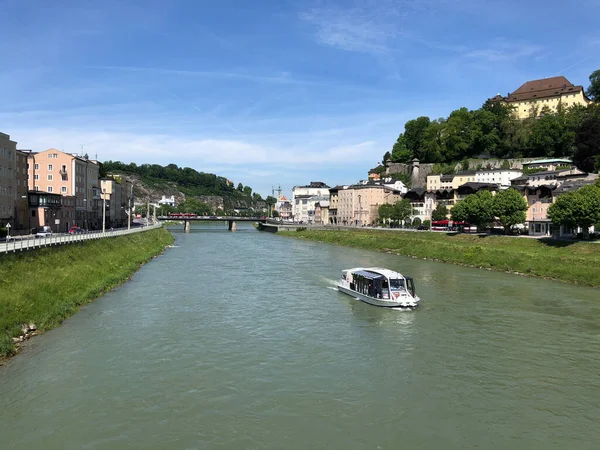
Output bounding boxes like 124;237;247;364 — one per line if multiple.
280;229;600;287
0;228;174;359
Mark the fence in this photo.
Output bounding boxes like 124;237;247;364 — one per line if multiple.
0;223;162;255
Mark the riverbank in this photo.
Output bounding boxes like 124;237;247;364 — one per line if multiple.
0;227;174;360
280;229;600;287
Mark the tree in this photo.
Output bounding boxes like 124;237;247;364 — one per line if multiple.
243;186;252;197
492;188;527;234
392;199;412;227
391;134;412;163
451;190;494;231
265;196;277;217
382;151;391;164
573;115;600;173
548;182;600;239
431;204;448;221
178;198;213;216
404;116;431;161
237;183;243;192
378;203;394;226
587;69;600;101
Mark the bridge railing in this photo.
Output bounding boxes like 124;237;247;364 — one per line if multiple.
0;223;162;255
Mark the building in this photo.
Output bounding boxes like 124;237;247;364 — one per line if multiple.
515;185;556;236
158;195;176;207
27;190;62;232
101;177;133;229
474;169;522;188
511;167;590;188
522;159;573;172
427;174;454;191
314;200;330;225
490;76;591;119
26;148;99;228
15;150;28;231
328;186;344;224
277;201;292;220
337;184;402;226
403;188;437;222
0;132;17;227
291;181;330;223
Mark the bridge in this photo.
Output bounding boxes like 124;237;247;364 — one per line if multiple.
157;215;265;232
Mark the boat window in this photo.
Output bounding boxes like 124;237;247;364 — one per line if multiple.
389;278;405;291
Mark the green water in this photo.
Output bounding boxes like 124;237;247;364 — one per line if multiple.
1;223;599;449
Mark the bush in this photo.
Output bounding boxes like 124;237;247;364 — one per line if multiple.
412;218;422;227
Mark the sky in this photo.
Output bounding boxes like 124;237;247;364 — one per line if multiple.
1;0;598;198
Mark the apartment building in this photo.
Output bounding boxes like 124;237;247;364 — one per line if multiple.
0;132;17;226
27;148;103;229
100;177;133;229
291;181;330;223
337;184;402;226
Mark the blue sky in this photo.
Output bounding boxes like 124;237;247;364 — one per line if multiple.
1;0;598;197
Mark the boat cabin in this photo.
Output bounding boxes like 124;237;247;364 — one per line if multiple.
342;270;415;299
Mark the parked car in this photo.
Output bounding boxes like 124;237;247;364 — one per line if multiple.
35;226;52;238
68;226;85;234
417;225;429;231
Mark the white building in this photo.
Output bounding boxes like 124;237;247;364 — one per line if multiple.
292;181;330;223
474;169;522;188
157;195;176;206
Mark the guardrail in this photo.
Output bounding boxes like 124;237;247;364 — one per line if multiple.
0;223;162;255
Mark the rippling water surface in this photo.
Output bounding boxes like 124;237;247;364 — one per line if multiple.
1;223;600;449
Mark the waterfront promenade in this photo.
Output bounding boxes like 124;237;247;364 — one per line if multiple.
0;223;162;255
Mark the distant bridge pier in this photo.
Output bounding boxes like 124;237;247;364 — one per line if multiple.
184;220;191;233
228;220;237;232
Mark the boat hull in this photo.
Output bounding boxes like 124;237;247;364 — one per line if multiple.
337;285;418;309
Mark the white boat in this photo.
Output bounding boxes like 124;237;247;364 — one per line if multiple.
337;267;420;309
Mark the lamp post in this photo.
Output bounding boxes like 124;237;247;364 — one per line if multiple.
102;189;106;233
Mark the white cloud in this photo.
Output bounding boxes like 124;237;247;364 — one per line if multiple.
464;41;543;63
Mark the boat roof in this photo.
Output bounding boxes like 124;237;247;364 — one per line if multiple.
344;267;406;279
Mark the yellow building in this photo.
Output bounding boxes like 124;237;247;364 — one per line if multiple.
490;76;590;119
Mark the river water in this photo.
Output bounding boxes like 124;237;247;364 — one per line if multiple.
1;223;600;449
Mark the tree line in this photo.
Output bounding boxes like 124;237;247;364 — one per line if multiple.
384;70;600;173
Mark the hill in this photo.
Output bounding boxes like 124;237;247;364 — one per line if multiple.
102;161;272;214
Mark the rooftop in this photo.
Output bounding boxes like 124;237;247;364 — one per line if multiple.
492;76;586;103
523;158;572;165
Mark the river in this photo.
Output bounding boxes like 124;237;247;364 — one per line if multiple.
1;223;599;449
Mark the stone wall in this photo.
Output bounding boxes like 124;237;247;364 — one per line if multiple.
386;158;543;189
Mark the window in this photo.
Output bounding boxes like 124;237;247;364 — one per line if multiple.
48;174;53;181
48;164;53;171
34;174;39;180
35;186;39;191
48;186;53;193
34;163;39;170
62;186;67;193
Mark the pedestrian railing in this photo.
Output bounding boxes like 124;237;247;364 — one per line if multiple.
0;223;162;255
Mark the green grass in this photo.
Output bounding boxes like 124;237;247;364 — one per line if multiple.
280;229;600;288
0;228;174;358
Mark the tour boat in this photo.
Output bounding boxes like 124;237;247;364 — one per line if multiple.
337;267;420;309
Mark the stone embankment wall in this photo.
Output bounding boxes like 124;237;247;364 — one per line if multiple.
386;158;541;189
